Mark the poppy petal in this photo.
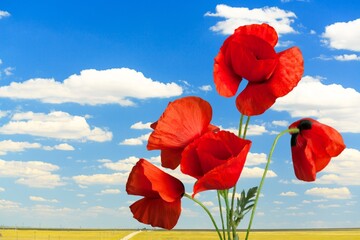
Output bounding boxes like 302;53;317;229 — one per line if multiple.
130;198;181;230
214;37;243;97
267;47;304;97
193;151;249;196
291;135;317;181
234;23;278;47
235;81;277;116
147;96;213;150
229;35;278;82
160;148;182;170
126;159;184;202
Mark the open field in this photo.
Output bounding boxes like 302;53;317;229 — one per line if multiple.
0;229;359;240
0;229;133;240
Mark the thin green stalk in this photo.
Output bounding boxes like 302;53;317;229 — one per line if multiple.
245;128;299;240
217;191;226;240
223;190;231;240
184;193;223;240
238;114;244;137
242;116;251;139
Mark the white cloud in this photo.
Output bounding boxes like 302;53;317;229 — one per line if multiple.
102;156;138;172
245;152;267;166
96;189;121;195
0;160;65;188
0;187;5;192
119;133;150;146
4;67;14;76
221;124;268;136
0;111;8;118
334;54;360;61
272;120;289;127
241;167;277;178
0;68;183;106
316;148;360;186
0;140;41;155
0;199;21;210
44;143;75;151
317;204;341;209
29;196;59;203
199;85;212;92
273;76;360;133
280;191;297;197
0;111;112;142
73;172;129;186
322;18;360;51
205;4;297;35
305;187;351;199
130;121;152;130
0;10;10;19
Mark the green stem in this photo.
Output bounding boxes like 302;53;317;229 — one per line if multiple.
217;191;226;240
223;190;231;240
238;114;244;137
242;116;251;139
245;128;299;240
184;193;223;240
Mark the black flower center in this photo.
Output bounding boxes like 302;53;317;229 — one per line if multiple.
290;119;312;147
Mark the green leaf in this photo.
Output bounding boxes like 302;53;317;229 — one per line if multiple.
232;186;258;228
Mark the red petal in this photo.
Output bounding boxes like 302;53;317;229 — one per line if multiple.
291;135;317;181
267;47;304;97
235;47;304;116
126;159;184;202
214;36;243;97
193;140;250;196
130;198;181;230
289;118;345;181
229;35;278;82
147;96;213;150
160;148;182;170
234;23;278;47
236;81;277;116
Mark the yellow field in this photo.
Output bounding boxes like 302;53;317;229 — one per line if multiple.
132;230;360;240
0;229;359;240
0;229;132;240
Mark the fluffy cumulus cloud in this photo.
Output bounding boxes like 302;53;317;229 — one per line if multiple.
316;148;360;186
205;4;297;35
280;191;297;197
0;160;64;188
0;10;10;19
305;187;351;199
0;68;183;106
334;54;360;61
273;76;360;133
29;196;59;203
0;140;42;155
0;140;75;155
241;167;277;178
96;189;121;195
72;173;129;186
130;121;152;130
0;111;112;142
221;124;268;136
119;133;150;146
322;18;360;51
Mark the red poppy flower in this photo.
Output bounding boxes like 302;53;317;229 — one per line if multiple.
180;130;251;196
214;23;304;116
126;159;185;230
289;118;346;181
147;96;219;169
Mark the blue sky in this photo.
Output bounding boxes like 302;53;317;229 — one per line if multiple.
0;0;359;230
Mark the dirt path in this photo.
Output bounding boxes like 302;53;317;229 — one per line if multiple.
120;230;142;240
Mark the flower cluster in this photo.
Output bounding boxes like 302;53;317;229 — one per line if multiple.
126;23;345;239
